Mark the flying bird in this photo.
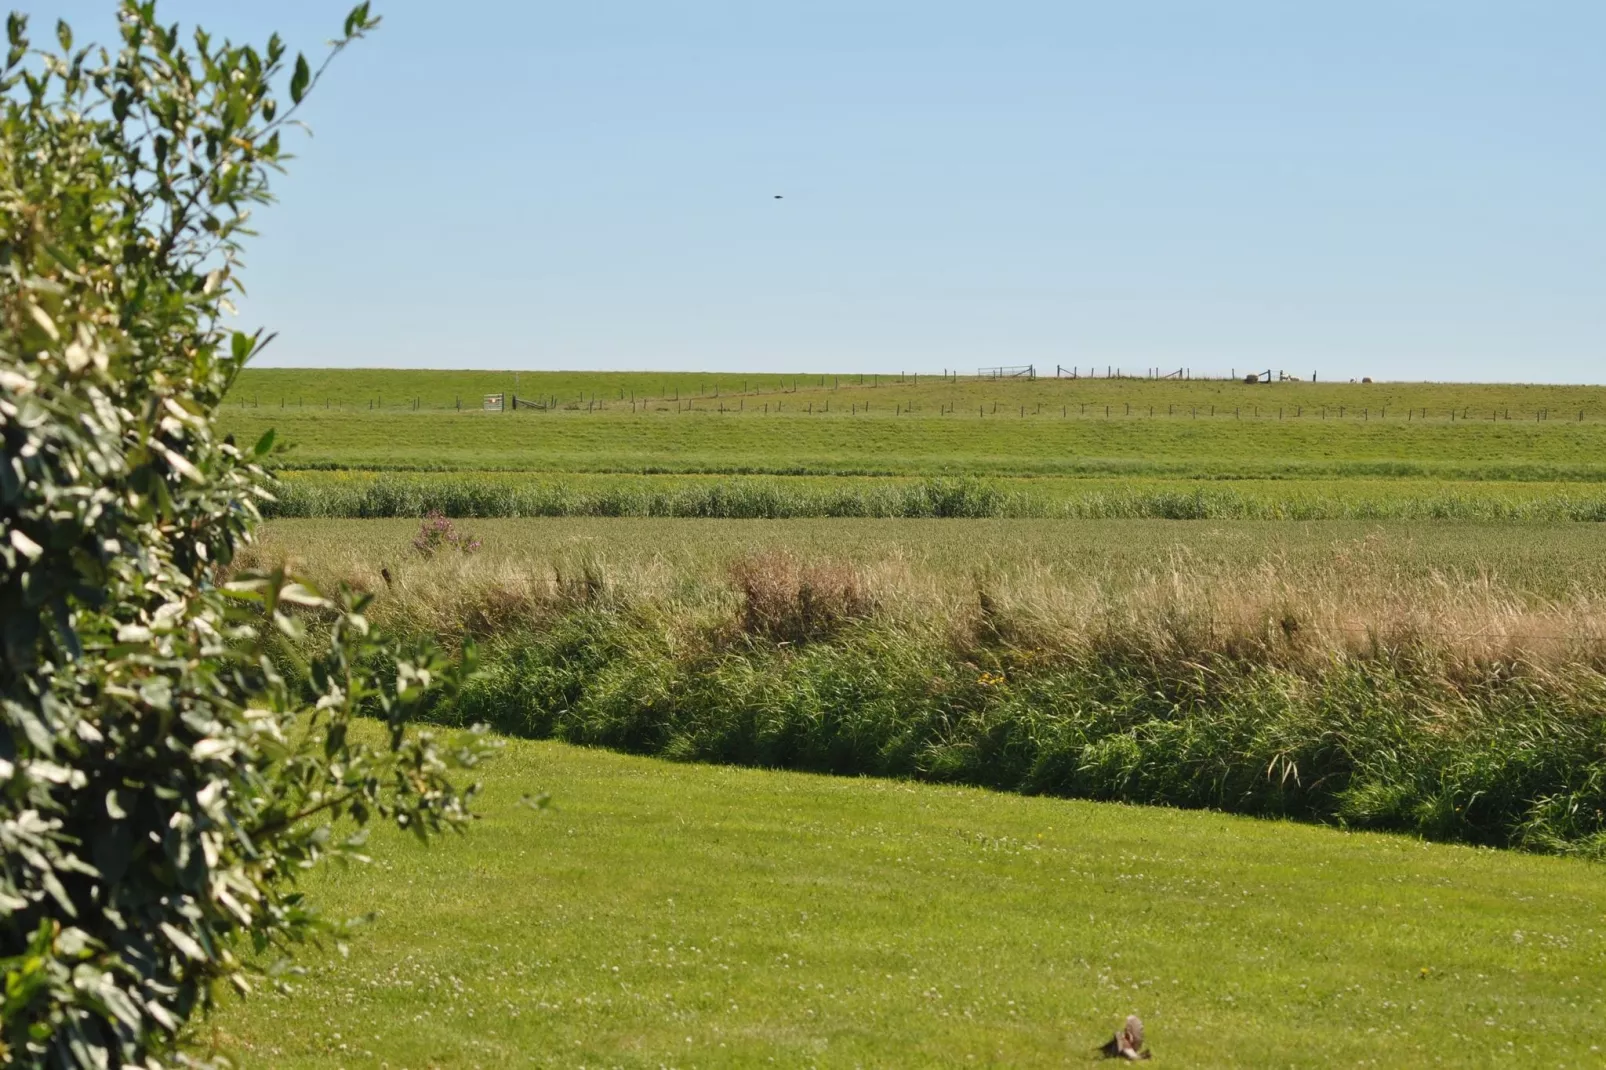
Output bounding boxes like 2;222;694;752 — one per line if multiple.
774;194;783;199
1098;1015;1151;1061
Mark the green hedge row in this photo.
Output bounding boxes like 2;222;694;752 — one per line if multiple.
431;609;1606;858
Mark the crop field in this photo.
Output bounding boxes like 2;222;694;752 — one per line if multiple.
207;739;1606;1068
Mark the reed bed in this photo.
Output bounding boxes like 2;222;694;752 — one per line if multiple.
261;474;1606;522
242;524;1606;858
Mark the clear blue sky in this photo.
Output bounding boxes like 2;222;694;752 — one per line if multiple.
40;1;1606;381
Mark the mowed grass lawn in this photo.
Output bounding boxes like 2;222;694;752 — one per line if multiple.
210;739;1606;1069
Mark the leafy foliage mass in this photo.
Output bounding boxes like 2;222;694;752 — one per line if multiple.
0;5;490;1066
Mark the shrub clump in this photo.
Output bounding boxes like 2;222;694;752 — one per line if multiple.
1;8;490;1066
730;551;873;644
412;510;482;558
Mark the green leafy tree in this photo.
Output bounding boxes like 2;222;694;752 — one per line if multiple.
0;4;493;1065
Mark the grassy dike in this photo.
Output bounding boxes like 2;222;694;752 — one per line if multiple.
207;739;1606;1068
224;369;1606;482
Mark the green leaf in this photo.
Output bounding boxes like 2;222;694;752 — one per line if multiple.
160;923;206;962
289;52;309;103
55;18;71;52
253;428;276;457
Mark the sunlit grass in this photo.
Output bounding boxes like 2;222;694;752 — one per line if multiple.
223;406;1606;481
232;366;1606;419
223;369;1606;482
208;739;1606;1068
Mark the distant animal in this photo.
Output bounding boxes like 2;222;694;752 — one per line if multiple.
774;194;783;199
1098;1015;1151;1061
380;567;392;588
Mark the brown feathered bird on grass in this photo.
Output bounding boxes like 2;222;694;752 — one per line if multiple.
1098;1015;1151;1060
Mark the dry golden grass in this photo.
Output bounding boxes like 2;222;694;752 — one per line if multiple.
237;520;1606;674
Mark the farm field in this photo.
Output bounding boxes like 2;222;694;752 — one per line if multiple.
232;366;1606;422
229;406;1606;480
227;370;1606;533
207;738;1606;1068
227;370;1606;484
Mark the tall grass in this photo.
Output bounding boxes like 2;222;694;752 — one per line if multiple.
262;474;1606;521
250;537;1606;858
264;476;1022;519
